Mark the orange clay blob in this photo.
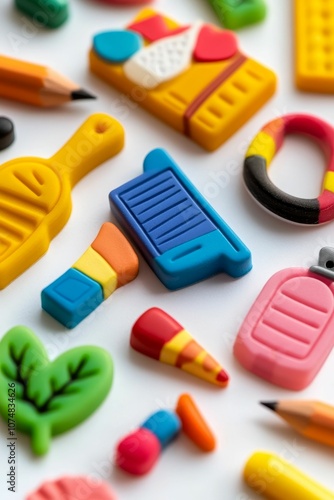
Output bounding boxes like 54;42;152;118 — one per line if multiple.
176;394;216;452
91;222;139;287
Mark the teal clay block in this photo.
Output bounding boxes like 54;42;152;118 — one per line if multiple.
208;0;267;30
41;268;104;329
15;0;69;29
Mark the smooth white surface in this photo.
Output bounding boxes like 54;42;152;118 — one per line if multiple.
0;1;333;499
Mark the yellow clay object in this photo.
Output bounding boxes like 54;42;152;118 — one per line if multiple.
73;246;118;299
90;9;276;151
295;0;334;93
160;330;193;365
245;131;276;166
0;114;124;289
244;452;334;500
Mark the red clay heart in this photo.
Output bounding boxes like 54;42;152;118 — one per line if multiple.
194;25;238;62
128;14;189;42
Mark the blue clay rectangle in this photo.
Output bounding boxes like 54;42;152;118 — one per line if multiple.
118;169;216;254
41;268;103;328
109;148;252;290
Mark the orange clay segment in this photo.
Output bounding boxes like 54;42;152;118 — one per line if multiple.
262;117;285;152
176;394;216;452
91;222;139;288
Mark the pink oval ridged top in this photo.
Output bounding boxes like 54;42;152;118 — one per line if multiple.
234;254;334;391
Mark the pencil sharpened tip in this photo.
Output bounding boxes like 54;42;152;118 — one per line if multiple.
71;89;96;101
260;401;277;412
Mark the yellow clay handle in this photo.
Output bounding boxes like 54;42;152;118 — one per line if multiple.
49;113;125;188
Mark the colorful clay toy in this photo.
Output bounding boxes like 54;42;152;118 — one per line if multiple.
131;307;229;387
243;114;334;225
244;452;334;500
234;247;334;390
116;409;181;475
15;0;69;29
0;326;113;455
115;394;215;475
26;476;116;500
0;114;124;290
295;0;334;93
109;149;252;290
42;223;139;328
0;117;15;151
90;8;276;151
208;0;267;30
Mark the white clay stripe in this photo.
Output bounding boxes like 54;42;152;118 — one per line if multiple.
124;21;203;89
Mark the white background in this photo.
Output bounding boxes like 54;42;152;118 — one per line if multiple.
0;0;334;498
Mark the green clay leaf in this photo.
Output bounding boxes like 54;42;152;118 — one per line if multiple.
0;326;113;455
208;0;267;30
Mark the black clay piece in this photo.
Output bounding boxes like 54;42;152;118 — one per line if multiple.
0;117;15;151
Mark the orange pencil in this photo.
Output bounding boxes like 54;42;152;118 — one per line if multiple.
0;55;96;107
261;400;334;447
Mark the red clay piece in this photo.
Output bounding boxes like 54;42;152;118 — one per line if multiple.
128;14;189;42
194;25;238;62
115;427;161;475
